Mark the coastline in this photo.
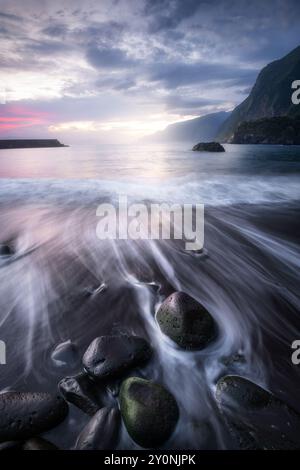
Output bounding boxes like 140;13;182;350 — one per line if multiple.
0;139;68;150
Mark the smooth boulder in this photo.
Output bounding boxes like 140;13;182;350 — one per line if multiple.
83;335;152;380
0;441;21;451
51;340;80;369
156;291;216;350
0;392;68;442
216;375;300;449
75;407;120;450
0;243;14;256
192;142;225;152
120;377;179;448
58;373;101;416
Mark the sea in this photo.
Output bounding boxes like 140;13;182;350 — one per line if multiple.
0;142;300;449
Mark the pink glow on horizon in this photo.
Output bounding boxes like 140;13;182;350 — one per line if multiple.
0;105;51;134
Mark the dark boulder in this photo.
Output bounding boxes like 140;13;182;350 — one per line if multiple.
192;142;225;152
0;139;67;150
23;437;58;450
83;335;152;380
0;441;21;451
58;373;101;416
156;291;216;350
75;407;120;450
0;392;68;442
120;377;179;448
0;242;14;256
216;375;300;449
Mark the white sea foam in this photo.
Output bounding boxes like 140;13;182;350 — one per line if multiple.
0;174;300;206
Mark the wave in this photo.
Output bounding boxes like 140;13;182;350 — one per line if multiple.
0;175;300;206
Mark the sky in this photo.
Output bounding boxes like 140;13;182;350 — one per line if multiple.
0;0;299;143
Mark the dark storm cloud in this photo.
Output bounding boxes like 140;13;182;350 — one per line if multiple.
86;45;137;69
0;11;22;22
0;0;300;125
143;0;204;33
141;0;300;65
42;22;69;37
148;61;258;89
79;21;125;43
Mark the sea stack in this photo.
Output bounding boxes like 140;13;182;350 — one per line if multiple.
192;142;225;152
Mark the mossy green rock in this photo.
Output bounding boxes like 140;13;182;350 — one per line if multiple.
156;291;216;350
120;377;179;448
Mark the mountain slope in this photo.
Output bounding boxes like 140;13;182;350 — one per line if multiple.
232;116;300;145
147;111;229;143
218;45;300;141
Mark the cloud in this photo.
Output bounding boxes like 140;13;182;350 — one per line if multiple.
78;20;125;44
42;22;69;37
0;0;299;141
95;76;136;91
0;11;22;22
147;61;258;89
164;95;221;110
25;39;71;55
86;45;137;69
144;0;202;33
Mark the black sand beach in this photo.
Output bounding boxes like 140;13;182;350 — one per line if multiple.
0;199;299;449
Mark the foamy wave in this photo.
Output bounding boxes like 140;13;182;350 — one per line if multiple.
0;175;300;206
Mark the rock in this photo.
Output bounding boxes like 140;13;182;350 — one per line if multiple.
156;291;216;350
0;392;68;443
220;353;246;367
216;375;300;449
75;407;120;450
0;139;67;150
51;340;80;369
192;142;225;152
120;377;179;448
23;437;58;450
0;441;21;451
83;335;152;380
58;373;101;416
0;243;14;256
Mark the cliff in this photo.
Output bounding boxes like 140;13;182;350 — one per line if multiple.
231;116;300;145
146;111;229;143
218;46;300;141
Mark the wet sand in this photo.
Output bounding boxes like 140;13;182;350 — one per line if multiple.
0;201;299;449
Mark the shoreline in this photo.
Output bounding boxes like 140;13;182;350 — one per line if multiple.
0;201;299;448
